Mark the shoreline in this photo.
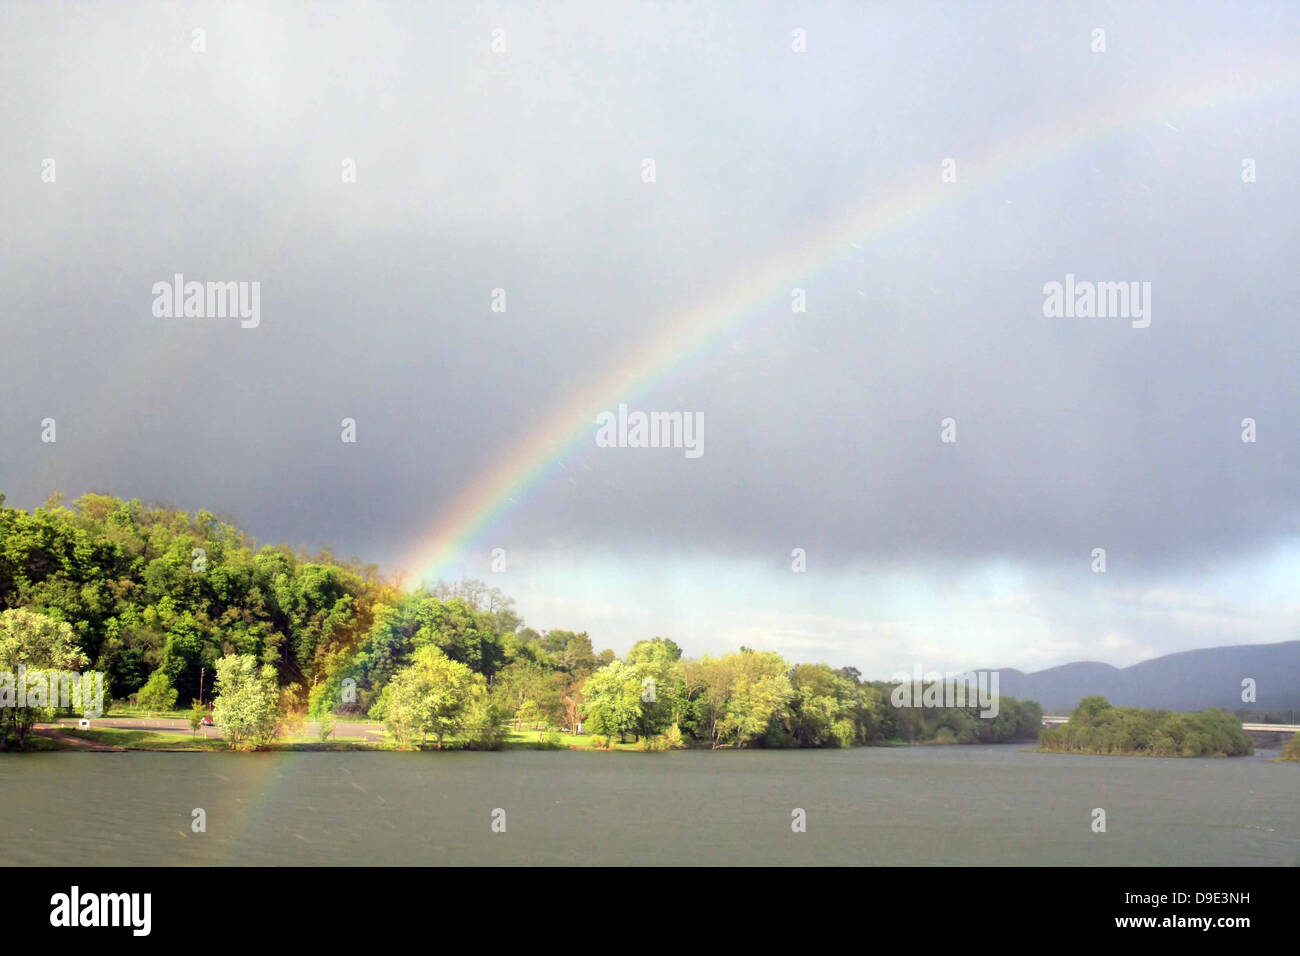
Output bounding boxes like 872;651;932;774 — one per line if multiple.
7;726;1091;756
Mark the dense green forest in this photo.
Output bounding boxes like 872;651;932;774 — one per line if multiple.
0;492;1043;751
1038;696;1254;757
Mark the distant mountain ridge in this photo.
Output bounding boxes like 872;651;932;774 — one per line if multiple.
991;640;1300;713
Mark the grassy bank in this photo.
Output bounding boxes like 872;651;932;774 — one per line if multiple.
35;727;380;752
31;724;1047;754
34;724;619;753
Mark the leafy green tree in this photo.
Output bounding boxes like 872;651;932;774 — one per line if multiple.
368;645;481;749
716;650;794;748
493;659;565;729
626;637;682;669
0;608;90;749
188;699;206;736
459;687;505;750
1073;696;1113;724
515;699;541;730
137;670;178;716
410;597;504;677
581;661;644;743
682;650;795;748
212;653;282;750
540;629;598;675
785;663;857;747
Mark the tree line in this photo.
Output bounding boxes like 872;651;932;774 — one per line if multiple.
0;492;1042;751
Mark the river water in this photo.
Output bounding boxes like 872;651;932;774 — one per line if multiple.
1;744;1295;865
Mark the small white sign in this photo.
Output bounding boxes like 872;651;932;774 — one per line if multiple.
77;719;90;730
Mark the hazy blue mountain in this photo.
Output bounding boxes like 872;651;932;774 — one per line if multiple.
993;641;1300;713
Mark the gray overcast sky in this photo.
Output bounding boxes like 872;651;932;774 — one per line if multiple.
2;1;1298;675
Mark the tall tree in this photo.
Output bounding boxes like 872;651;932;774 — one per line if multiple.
0;608;91;749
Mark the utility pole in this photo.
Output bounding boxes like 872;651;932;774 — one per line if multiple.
198;667;205;706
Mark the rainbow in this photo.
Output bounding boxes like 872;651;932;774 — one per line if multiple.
404;55;1298;584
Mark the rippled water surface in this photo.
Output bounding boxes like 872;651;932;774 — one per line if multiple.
1;745;1295;865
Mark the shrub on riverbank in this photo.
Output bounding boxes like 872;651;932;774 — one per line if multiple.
1280;734;1300;762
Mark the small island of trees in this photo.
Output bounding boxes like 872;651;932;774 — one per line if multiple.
1038;696;1255;757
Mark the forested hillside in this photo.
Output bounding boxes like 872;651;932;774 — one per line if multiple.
0;492;517;713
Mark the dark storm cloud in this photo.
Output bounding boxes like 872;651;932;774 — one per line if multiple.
1;0;1297;584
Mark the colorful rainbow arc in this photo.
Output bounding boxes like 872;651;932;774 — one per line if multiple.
403;56;1298;586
